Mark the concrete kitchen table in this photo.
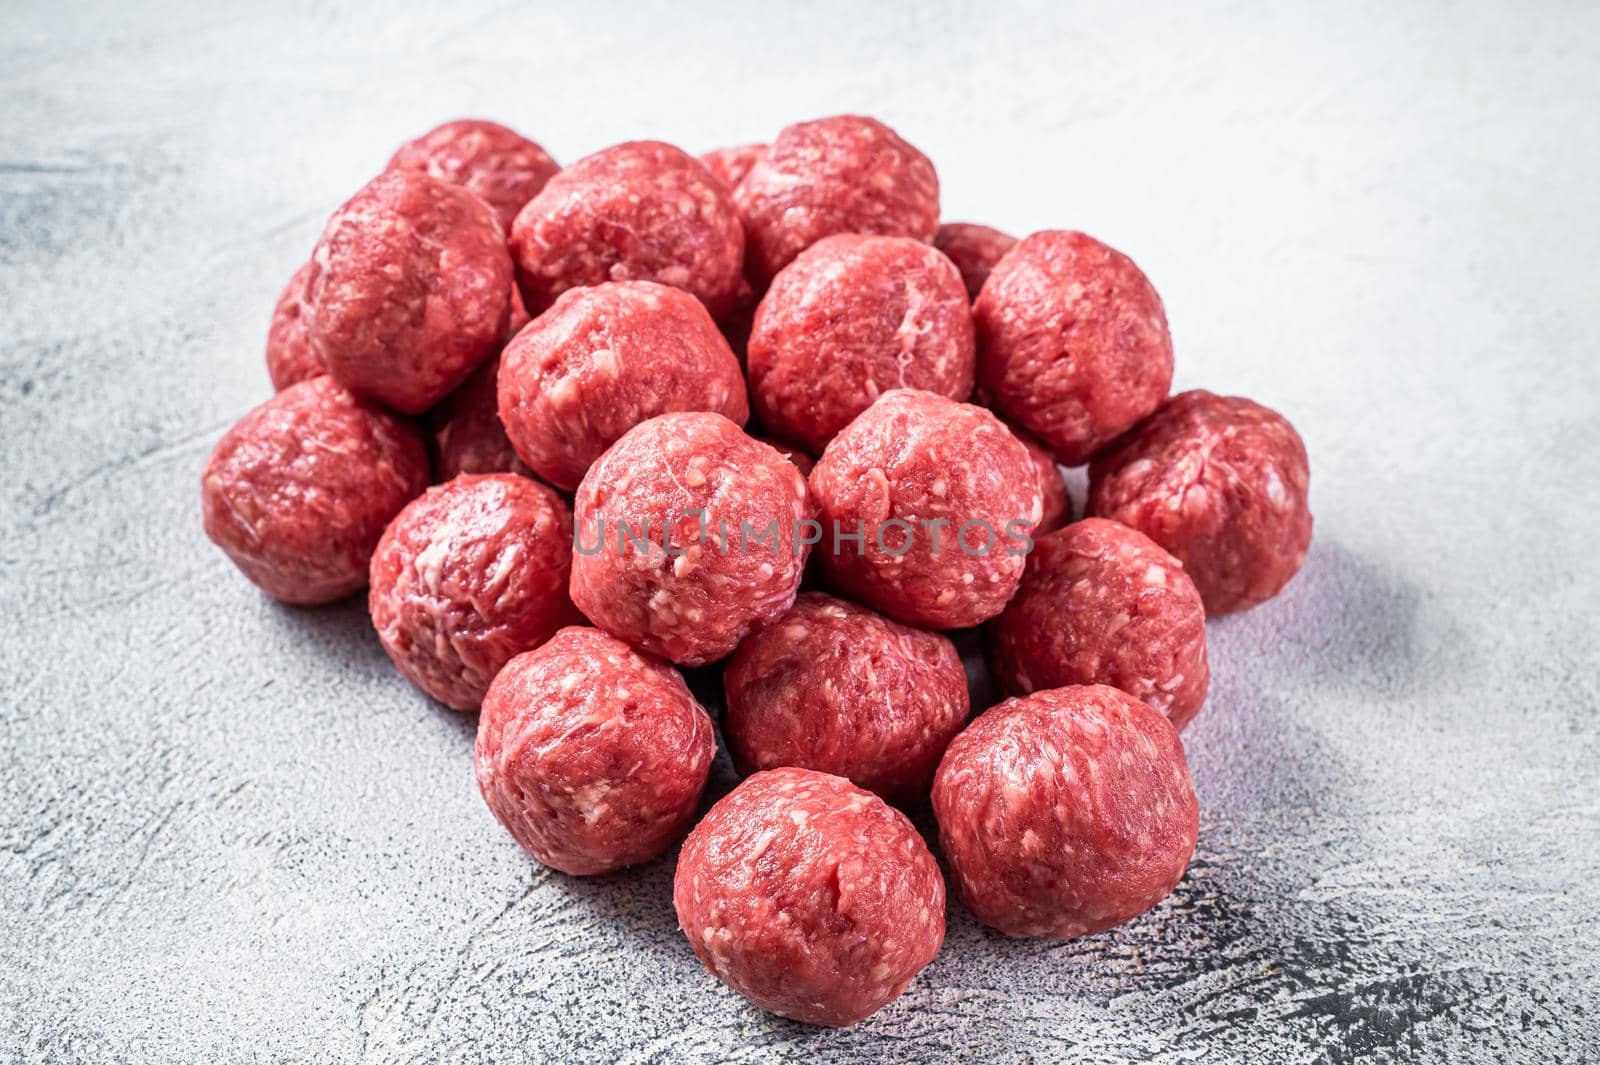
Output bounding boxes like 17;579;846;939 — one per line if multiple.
3;2;1597;1061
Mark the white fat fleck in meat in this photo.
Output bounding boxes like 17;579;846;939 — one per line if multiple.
589;347;621;377
411;534;452;595
571;781;613;824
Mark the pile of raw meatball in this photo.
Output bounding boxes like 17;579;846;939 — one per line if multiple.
201;114;1312;1027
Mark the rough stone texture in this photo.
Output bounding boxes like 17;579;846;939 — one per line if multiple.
2;2;1598;1063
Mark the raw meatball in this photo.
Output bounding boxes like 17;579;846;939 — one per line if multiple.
722;593;969;802
498;281;749;491
369;473;579;710
476;626;714;875
988;518;1209;730
698;143;766;190
747;234;975;454
974;230;1173;465
306;169;512;414
264;261;324;391
809;390;1041;629
673;767;945;1027
426;354;531;481
570;413;812;666
200;376;429;605
734;115;940;286
934;222;1017;301
932;685;1198;938
387;118;559;232
510;141;744;318
1089;389;1313;615
1013;424;1071;534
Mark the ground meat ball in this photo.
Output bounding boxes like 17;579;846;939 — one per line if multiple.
989;518;1209;730
369;474;579;710
306;169;512;414
570;413;812;666
498;281;749;491
747;234;975;454
974;230;1173;465
510;141;744;318
932;685;1198;939
809;389;1041;629
264;261;325;391
427;354;531;481
1013;424;1071;534
200;376;429;605
698;143;766;190
1089;390;1313;615
475;626;714;875
733;115;940;286
934;222;1017;301
722;593;969;802
387;118;559;232
673;767;945;1027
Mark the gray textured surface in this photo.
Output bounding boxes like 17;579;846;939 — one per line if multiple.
3;1;1599;1061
